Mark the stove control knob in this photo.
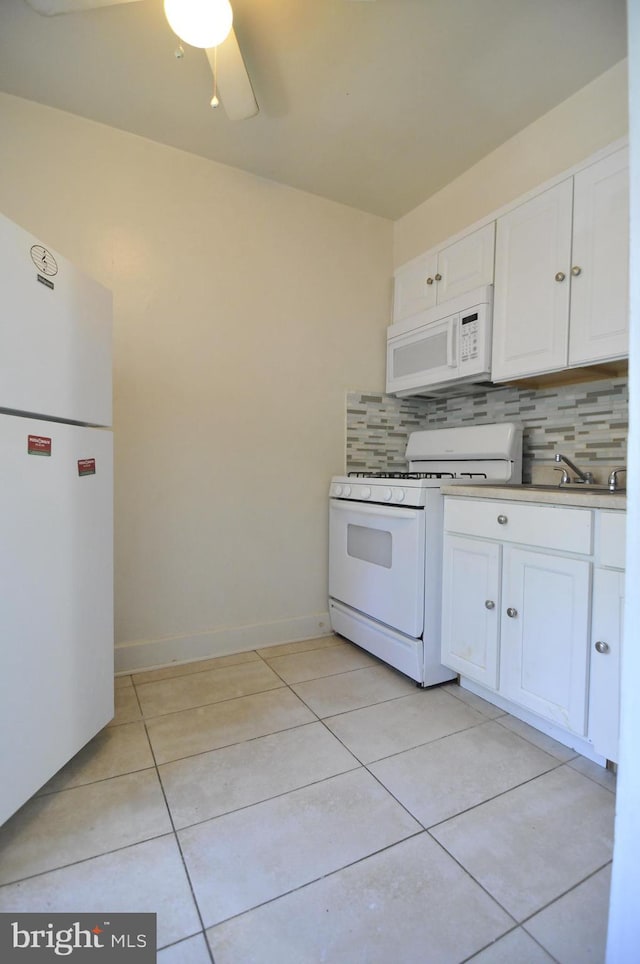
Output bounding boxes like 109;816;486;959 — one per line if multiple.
382;488;392;502
361;487;372;500
393;488;405;502
332;484;343;497
343;485;352;497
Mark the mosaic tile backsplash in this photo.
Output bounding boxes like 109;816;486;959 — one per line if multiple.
346;378;628;482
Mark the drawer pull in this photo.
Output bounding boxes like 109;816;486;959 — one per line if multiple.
595;640;610;655
506;607;518;618
485;600;495;610
497;514;508;525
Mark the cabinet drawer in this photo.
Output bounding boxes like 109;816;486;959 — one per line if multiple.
444;498;592;554
598;511;626;569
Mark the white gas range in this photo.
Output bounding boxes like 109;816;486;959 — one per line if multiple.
328;422;523;685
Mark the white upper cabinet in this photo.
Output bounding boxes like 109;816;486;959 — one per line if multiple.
392;249;438;320
491;180;573;381
393;222;495;323
492;146;629;382
436;223;496;303
569;148;629;366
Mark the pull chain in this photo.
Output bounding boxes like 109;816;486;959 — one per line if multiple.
210;46;220;108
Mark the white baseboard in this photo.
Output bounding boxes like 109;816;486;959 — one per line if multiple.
114;612;332;674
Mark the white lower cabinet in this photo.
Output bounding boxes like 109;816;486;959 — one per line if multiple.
500;547;590;734
587;511;626;762
442;497;626;758
588;568;623;762
441;534;500;688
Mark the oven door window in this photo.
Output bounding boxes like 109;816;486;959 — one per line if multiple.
329;500;425;638
347;523;392;568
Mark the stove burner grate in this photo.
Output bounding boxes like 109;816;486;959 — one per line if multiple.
347;470;488;480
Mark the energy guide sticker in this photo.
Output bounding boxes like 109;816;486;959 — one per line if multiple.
28;435;52;456
78;459;96;477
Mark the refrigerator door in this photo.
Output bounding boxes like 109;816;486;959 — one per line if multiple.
0;212;112;427
0;415;114;825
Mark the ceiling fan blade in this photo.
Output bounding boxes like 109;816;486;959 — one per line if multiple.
24;0;141;14
206;29;259;121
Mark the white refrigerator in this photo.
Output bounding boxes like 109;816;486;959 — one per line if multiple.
0;212;114;826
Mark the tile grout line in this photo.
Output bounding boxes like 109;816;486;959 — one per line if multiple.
423;759;596;837
204;827;428;937
137;695;217;964
129;682;288;724
459;923;563;964
517;859;614;931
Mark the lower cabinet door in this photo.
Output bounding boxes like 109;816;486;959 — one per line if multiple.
588;567;624;762
441;534;501;688
500;547;591;734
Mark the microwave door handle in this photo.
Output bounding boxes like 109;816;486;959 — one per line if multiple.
447;316;458;367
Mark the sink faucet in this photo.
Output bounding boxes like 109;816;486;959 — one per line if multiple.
554;453;595;484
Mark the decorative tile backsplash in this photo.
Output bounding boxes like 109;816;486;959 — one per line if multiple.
346;377;628;481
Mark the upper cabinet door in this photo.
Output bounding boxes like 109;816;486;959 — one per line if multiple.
491;179;573;381
568;147;629;366
436;223;495;304
393;250;438;321
392;222;495;323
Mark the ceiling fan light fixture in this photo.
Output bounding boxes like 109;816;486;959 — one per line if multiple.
164;0;233;49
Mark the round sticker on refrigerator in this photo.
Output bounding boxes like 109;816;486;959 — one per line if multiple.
30;244;58;277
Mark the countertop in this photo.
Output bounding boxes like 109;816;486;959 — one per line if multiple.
441;483;626;510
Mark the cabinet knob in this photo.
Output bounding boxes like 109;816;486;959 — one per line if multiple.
555;271;566;282
434;273;442;281
595;640;610;654
485;600;495;610
426;277;434;285
506;607;518;618
571;265;582;277
497;514;508;525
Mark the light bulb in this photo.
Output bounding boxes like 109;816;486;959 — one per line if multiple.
164;0;233;50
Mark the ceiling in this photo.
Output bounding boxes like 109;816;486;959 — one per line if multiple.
0;0;627;219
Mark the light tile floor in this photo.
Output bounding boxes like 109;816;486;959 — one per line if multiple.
0;636;616;963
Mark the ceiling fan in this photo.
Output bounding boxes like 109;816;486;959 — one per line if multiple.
23;0;375;121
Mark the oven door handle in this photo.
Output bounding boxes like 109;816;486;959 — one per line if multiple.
330;501;420;521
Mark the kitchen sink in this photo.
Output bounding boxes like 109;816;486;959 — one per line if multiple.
518;484;624;495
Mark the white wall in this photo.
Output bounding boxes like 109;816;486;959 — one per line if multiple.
0;93;393;670
394;59;629;267
606;1;640;958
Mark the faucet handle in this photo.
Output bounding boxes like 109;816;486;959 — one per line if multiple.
608;468;627;492
554;466;571;485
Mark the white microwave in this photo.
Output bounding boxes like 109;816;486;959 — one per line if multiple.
386;285;493;397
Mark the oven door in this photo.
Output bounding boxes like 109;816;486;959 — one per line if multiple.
329;499;425;638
